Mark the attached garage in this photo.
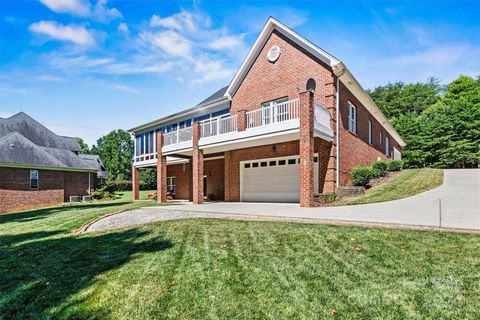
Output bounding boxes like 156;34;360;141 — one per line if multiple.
240;155;319;203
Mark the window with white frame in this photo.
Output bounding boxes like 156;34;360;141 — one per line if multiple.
348;102;357;134
385;137;390;157
30;170;39;189
167;177;176;194
368;120;372;145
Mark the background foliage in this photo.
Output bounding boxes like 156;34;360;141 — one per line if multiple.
369;75;480;168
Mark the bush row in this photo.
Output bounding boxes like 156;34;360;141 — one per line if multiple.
352;159;404;186
101;180;154;192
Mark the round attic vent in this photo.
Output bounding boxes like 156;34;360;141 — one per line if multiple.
306;78;316;91
267;45;281;62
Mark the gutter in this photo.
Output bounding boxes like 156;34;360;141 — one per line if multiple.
0;163;98;173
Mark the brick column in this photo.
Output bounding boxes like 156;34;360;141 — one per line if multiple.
156;131;167;203
299;90;315;207
324;76;338;193
132;166;140;201
224;151;231;201
192;122;204;204
237;110;247;131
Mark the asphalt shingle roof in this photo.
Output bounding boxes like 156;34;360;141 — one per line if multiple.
0;113;106;174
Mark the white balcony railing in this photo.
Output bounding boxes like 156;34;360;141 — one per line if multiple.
314;102;331;128
200;115;238;138
163;127;193;146
246;99;300;129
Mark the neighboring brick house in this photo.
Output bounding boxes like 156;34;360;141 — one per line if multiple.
129;17;405;207
0;112;106;213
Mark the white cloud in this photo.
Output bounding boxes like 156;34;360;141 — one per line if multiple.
208;34;244;50
192;58;235;84
39;0;122;23
139;30;192;57
103;61;175;74
48;53;112;69
383;44;470;66
110;84;140;94
40;0;90;17
0;84;32;97
29;20;96;46
92;0;122;23
118;22;129;35
150;9;200;32
0;112;14;118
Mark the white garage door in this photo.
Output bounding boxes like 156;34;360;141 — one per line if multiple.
241;155;319;203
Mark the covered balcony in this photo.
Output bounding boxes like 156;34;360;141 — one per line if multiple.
133;98;333;165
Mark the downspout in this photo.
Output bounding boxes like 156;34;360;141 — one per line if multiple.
88;172;91;195
336;77;340;189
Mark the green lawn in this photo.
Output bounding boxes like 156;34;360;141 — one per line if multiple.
1;196;479;319
337;169;444;206
115;190;157;201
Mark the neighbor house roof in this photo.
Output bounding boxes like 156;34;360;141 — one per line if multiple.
0;112;106;174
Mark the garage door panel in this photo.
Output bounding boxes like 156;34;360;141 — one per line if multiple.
241;156;318;203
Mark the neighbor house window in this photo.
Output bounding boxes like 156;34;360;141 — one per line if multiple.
385;137;390;157
30;170;38;189
368;120;372;145
348;102;357;134
167;177;176;194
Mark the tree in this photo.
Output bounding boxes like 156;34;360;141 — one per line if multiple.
369;75;479;168
368;78;442;119
91;129;133;181
76;138;90;154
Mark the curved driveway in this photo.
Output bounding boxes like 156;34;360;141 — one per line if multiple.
87;169;480;232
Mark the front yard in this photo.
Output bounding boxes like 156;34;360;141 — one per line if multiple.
1;196;479;319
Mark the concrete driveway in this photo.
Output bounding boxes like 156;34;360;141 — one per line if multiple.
87;169;480;232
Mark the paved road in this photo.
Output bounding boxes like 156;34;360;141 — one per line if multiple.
87;169;480;232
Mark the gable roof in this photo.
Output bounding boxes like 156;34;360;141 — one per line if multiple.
0;112;82;151
224;17;406;147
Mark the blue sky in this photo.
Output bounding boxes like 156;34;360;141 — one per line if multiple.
1;0;479;145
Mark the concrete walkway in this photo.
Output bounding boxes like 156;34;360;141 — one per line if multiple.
86;169;480;232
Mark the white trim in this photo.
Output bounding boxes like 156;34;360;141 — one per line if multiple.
368;120;372;145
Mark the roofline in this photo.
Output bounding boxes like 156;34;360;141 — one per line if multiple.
225;16;340;99
0;162;98;173
128;97;229;133
333;62;406;147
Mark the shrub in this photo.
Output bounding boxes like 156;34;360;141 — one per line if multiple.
388;160;404;171
320;193;337;204
351;166;375;186
92;185;116;200
372;160;388;177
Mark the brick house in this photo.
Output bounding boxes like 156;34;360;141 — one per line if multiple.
0;112;106;213
129;17;405;207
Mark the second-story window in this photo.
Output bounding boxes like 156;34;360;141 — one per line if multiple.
368;120;372;145
385;136;390;156
348;102;357;134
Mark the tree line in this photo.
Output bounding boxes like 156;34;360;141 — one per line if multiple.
79;74;479;185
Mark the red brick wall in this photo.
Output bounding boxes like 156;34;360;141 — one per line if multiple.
166;159;225;200
224;139;332;202
231;29;334;113
167;163;191;200
0;167;94;213
338;82;402;185
204;159;224;200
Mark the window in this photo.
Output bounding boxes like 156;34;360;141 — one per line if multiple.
385;137;390;157
368;120;372;145
30;170;38;189
288;159;296;165
167;177;176;194
245;163;251;168
348;102;356;134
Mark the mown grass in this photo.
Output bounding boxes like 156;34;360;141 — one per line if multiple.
1;197;479;319
337;169;444;206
